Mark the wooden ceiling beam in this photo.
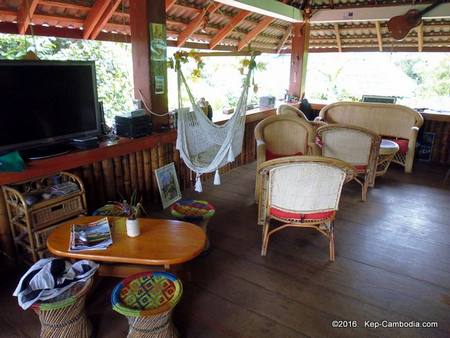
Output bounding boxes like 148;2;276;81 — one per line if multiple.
82;0;110;39
333;23;342;52
39;0;88;12
0;9;17;21
17;0;41;35
237;16;273;51
276;24;292;53
375;21;383;51
176;2;220;47
33;13;84;25
166;0;177;11
418;22;424;52
209;10;250;49
90;0;122;39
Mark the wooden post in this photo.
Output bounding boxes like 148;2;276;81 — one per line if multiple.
129;0;169;130
289;22;310;99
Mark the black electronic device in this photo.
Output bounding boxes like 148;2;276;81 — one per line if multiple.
115;115;152;138
71;136;99;150
0;60;101;158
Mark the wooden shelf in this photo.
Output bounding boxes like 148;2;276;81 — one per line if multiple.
0;131;177;186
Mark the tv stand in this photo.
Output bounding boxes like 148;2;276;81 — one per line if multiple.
21;143;73;160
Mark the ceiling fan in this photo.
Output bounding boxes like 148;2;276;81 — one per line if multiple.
387;0;444;40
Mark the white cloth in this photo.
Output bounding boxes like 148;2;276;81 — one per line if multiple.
175;57;255;192
13;258;98;310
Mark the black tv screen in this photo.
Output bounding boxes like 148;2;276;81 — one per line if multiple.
0;60;100;154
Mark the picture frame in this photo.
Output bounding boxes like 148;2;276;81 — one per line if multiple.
155;162;182;209
417;132;435;162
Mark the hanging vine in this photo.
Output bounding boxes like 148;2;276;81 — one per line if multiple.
167;50;262;92
167;50;204;79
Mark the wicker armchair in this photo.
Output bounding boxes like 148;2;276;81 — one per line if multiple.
317;102;423;173
257;156;354;261
277;104;308;119
277;104;327;130
254;115;318;201
316;124;381;201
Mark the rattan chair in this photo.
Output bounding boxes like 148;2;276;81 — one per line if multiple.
277;104;308;119
277;104;327;130
254;115;319;201
316;124;381;201
257;156;354;261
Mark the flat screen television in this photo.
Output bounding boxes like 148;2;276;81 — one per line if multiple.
0;60;101;158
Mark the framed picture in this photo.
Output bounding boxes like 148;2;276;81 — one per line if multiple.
155;162;182;209
417;132;435;162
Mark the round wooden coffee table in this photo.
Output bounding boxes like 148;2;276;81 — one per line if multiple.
47;216;206;278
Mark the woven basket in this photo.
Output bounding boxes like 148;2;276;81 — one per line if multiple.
31;196;85;229
32;279;93;338
112;272;183;338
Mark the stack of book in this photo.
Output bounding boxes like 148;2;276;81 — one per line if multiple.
69;217;113;252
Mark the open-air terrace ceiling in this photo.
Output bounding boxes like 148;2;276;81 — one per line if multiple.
0;0;449;52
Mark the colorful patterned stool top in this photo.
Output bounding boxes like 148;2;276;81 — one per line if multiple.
111;272;182;317
170;199;215;221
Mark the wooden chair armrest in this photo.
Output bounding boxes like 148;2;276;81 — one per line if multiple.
256;141;266;165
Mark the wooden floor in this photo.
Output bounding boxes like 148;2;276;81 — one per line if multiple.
1;162;450;337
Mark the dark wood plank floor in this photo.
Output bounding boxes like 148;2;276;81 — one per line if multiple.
1;162;449;337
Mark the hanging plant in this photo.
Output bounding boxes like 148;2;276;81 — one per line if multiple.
167;50;204;79
239;57;265;93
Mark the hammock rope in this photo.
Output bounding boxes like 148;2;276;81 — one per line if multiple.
175;55;256;192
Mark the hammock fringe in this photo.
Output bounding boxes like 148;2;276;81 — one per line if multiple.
214;169;221;185
195;174;203;192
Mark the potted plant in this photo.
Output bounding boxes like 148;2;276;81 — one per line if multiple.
112;192;145;237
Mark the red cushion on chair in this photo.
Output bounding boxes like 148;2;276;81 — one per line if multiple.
354;164;367;173
390;138;409;154
266;150;303;161
270;207;335;221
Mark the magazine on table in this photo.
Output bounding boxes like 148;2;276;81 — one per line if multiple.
69;217;113;251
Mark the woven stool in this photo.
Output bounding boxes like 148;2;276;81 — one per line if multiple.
32;279;93;338
170;199;215;250
112;271;183;338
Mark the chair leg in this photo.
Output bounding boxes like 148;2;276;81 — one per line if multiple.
328;221;335;261
261;219;270;256
361;175;369;202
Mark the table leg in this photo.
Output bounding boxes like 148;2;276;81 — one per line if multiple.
199;219;210;251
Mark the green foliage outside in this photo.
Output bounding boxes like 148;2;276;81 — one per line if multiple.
0;34;134;124
396;56;450;98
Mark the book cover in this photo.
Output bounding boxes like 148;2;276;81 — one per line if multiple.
69;217;113;252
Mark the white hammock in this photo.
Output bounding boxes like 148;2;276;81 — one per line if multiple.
175;56;255;192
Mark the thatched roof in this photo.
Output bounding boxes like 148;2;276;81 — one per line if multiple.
0;0;449;52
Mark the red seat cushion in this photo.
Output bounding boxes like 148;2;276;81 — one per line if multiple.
270;207;335;221
266;150;303;161
390;138;409;154
354;164;367;173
